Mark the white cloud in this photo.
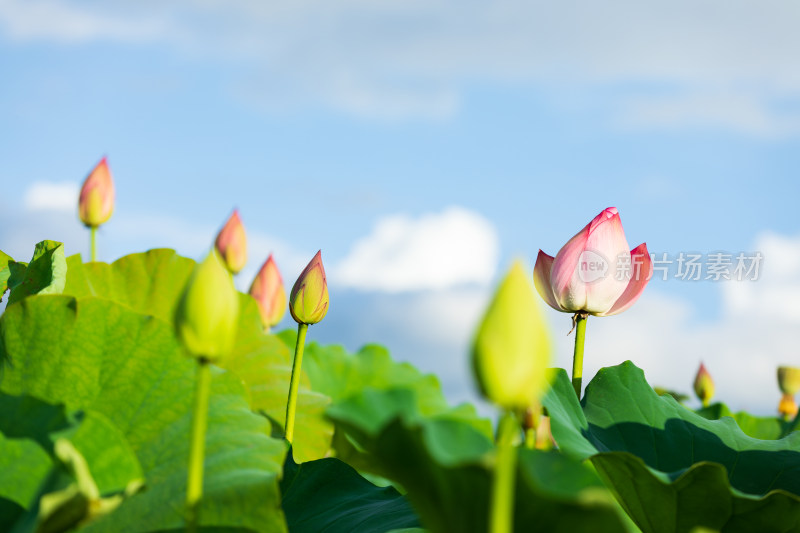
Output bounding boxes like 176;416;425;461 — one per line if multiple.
722;232;800;323
618;91;800;137
334;206;499;292
3;1;800;129
23;182;80;212
374;287;491;348
0;0;172;43
0;210;85;262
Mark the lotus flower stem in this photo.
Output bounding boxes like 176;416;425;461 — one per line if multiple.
522;406;538;450
90;226;97;262
186;360;211;533
490;411;518;533
571;313;587;399
285;323;308;443
524;427;536;449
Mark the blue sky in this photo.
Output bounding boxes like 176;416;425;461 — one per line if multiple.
2;0;800;414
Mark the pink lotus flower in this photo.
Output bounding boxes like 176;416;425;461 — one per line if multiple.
249;254;287;330
78;157;115;227
215;210;247;274
533;207;652;316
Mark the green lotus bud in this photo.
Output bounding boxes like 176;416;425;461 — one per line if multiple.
693;363;714;407
174;250;240;362
471;260;552;410
779;393;798;419
778;366;800;396
289;250;329;325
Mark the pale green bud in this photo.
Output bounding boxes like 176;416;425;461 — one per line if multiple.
778;366;800;396
472;260;552;410
174;250;240;362
289;250;329;325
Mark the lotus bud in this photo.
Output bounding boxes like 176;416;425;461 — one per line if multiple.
778;393;798;420
693;363;714;407
472;261;552;410
249;254;287;330
289;250;329;325
78;157;115;227
174;250;240;363
533;207;652;316
215;210;247;274
778;366;800;396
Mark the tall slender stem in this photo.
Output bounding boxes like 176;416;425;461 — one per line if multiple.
186;360;212;533
524;428;536;449
285;323;308;443
90;226;97;262
572;314;587;399
522;406;537;450
490;411;518;533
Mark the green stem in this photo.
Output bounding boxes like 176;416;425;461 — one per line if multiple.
490;411;518;533
90;226;97;262
522;406;538;449
524;427;536;449
186;360;212;533
572;314;587;399
285;323;308;443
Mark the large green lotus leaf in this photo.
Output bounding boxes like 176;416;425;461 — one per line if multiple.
542;361;800;533
0;433;50;529
277;330;492;464
6;241;66;305
63;249;194;321
327;387;629;533
0;249;12;299
62;249;332;464
696;403;799;440
0;394;142;531
295;337;447;410
280;453;421;532
0;295;287;533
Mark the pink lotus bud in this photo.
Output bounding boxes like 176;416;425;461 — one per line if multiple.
78;157;115;228
214;210;247;274
693;363;715;407
533;207;652;316
289;251;329;325
248;254;287;330
779;393;798;420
